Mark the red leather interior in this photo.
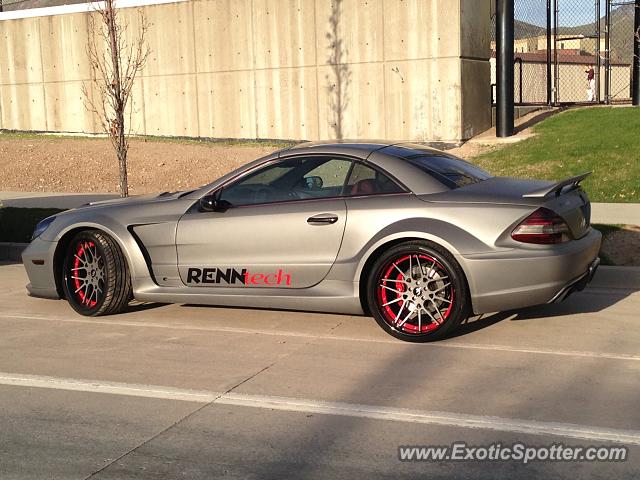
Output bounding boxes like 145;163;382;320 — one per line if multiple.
350;179;376;195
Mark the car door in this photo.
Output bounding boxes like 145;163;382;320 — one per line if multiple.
175;155;352;289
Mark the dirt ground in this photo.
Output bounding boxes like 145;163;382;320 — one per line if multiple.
600;225;640;267
0;134;492;195
0;135;280;194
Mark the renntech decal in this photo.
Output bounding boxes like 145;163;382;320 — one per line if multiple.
186;268;292;286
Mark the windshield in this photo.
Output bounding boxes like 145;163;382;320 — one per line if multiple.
407;155;492;189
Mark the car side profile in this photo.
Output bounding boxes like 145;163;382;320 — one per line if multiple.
22;141;601;342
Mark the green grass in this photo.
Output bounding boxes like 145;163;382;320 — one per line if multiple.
473;107;640;203
0;207;64;243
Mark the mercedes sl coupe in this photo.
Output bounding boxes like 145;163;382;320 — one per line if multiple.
22;141;601;342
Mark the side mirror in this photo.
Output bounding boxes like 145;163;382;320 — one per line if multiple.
198;195;231;213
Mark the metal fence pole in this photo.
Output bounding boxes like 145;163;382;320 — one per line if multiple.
547;0;553;105
596;0;601;103
633;0;640;106
554;0;559;104
605;0;611;104
496;0;514;137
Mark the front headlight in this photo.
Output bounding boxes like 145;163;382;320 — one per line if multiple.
31;216;56;241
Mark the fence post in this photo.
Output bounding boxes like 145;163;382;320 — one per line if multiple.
547;0;553;105
605;0;611;104
633;0;640;106
496;0;514;137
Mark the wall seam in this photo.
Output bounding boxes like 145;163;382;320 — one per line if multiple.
190;0;200;137
37;17;49;132
250;0;259;139
313;0;321;141
457;0;464;141
381;0;387;140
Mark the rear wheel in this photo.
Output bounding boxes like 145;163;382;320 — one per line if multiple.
62;230;132;316
366;241;469;342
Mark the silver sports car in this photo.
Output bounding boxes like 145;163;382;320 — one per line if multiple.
22;141;601;342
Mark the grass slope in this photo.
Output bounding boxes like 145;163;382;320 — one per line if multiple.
473;107;640;203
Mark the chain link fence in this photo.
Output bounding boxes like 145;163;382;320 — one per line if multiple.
491;0;636;105
607;0;636;102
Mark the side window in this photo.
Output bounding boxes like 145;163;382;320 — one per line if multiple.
344;163;405;196
219;156;353;207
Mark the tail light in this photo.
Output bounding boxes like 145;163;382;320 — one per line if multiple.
511;208;571;244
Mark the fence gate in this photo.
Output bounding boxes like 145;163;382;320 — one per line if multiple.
491;0;636;106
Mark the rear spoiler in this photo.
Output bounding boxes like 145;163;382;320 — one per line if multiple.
522;172;591;198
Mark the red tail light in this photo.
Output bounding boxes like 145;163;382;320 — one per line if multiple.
511;208;571;244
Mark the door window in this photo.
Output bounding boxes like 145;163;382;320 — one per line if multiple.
344;162;405;196
219;156;353;207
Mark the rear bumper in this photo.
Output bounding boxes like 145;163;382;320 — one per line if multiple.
462;228;602;314
550;257;600;303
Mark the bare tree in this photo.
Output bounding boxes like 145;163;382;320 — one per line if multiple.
83;0;150;197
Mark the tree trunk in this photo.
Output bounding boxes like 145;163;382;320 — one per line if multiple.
105;0;128;197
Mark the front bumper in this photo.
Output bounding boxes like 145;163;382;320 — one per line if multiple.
22;237;60;299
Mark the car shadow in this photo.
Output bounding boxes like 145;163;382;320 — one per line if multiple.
124;301;169;313
442;286;636;338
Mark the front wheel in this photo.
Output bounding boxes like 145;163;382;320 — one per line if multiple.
62;230;132;316
366;241;470;342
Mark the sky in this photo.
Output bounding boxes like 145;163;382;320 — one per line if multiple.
515;0;611;28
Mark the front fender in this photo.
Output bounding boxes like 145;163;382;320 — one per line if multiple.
43;215;153;290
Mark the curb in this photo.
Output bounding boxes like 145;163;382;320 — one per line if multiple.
1;241;638;291
0;242;28;262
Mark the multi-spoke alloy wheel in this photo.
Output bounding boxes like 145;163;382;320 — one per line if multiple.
367;241;469;342
70;240;105;309
62;230;132;316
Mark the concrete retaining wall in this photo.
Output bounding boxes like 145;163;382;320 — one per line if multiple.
0;0;492;142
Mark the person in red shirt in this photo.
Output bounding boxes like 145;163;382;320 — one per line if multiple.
585;65;596;101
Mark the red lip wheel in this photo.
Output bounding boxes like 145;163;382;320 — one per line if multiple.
367;241;469;342
62;230;132;316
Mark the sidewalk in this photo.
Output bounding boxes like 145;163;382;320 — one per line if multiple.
591;203;640;226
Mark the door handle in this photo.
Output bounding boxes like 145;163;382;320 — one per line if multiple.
307;213;339;225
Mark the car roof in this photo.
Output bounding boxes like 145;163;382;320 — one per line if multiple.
282;140;448;160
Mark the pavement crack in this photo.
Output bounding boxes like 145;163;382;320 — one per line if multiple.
83;356;286;478
82;401;211;479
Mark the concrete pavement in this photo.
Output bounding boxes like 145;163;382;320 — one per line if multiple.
0;263;639;478
591;203;640;225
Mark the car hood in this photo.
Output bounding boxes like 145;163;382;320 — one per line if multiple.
80;191;187;208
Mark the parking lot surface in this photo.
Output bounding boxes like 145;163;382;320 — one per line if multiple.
0;263;639;479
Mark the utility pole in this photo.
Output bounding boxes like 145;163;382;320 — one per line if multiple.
633;0;640;106
496;0;515;137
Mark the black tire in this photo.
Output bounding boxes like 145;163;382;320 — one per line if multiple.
62;230;132;316
366;241;470;342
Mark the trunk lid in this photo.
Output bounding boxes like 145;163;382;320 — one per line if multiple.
419;174;592;239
